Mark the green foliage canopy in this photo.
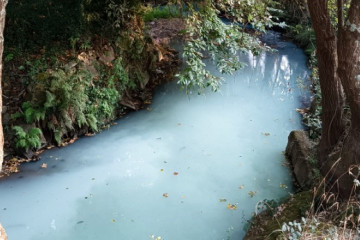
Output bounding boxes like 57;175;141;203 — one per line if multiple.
177;1;280;93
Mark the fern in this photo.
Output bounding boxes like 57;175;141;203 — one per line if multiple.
10;112;24;120
28;127;42;136
44;91;56;109
12;126;42;151
54;129;62;145
85;113;98;132
12;126;27;139
22;102;46;123
22;60;122;144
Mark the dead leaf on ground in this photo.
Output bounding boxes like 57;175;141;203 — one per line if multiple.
68;137;78;144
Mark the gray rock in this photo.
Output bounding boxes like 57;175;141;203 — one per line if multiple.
285;130;314;189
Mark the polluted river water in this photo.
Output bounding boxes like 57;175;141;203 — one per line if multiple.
0;32;310;240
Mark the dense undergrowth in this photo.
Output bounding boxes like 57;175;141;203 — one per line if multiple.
2;0;179;160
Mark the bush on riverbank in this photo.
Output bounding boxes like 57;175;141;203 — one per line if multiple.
1;1;181;170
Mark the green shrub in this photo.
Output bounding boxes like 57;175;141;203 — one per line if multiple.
18;58;137;145
143;5;181;22
20;68;94;144
109;58;136;92
290;24;316;56
12;126;42;152
86;83;119;126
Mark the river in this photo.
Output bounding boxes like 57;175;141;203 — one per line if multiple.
0;31;309;240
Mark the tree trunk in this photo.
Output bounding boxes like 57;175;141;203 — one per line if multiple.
335;0;360;198
0;222;7;240
338;0;360;130
0;0;7;172
307;0;345;165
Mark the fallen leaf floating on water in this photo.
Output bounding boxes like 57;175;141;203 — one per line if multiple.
173;172;179;176
262;132;271;136
41;163;48;168
177;123;181;126
280;183;288;189
227;204;237;210
151;235;162;240
239;185;244;189
160;169;164;172
163;193;169;198
248;191;257;198
219;199;227;203
112;219;116;223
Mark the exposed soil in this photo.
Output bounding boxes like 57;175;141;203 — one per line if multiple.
147;18;186;45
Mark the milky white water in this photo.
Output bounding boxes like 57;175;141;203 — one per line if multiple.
0;32;310;240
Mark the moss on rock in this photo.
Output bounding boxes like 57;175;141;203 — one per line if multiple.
244;191;313;240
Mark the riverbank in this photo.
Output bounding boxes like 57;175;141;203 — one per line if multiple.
0;17;185;178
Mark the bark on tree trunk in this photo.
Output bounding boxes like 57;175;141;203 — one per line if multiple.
338;0;360;130
307;0;345;164
0;222;7;240
335;0;360;198
0;0;7;172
